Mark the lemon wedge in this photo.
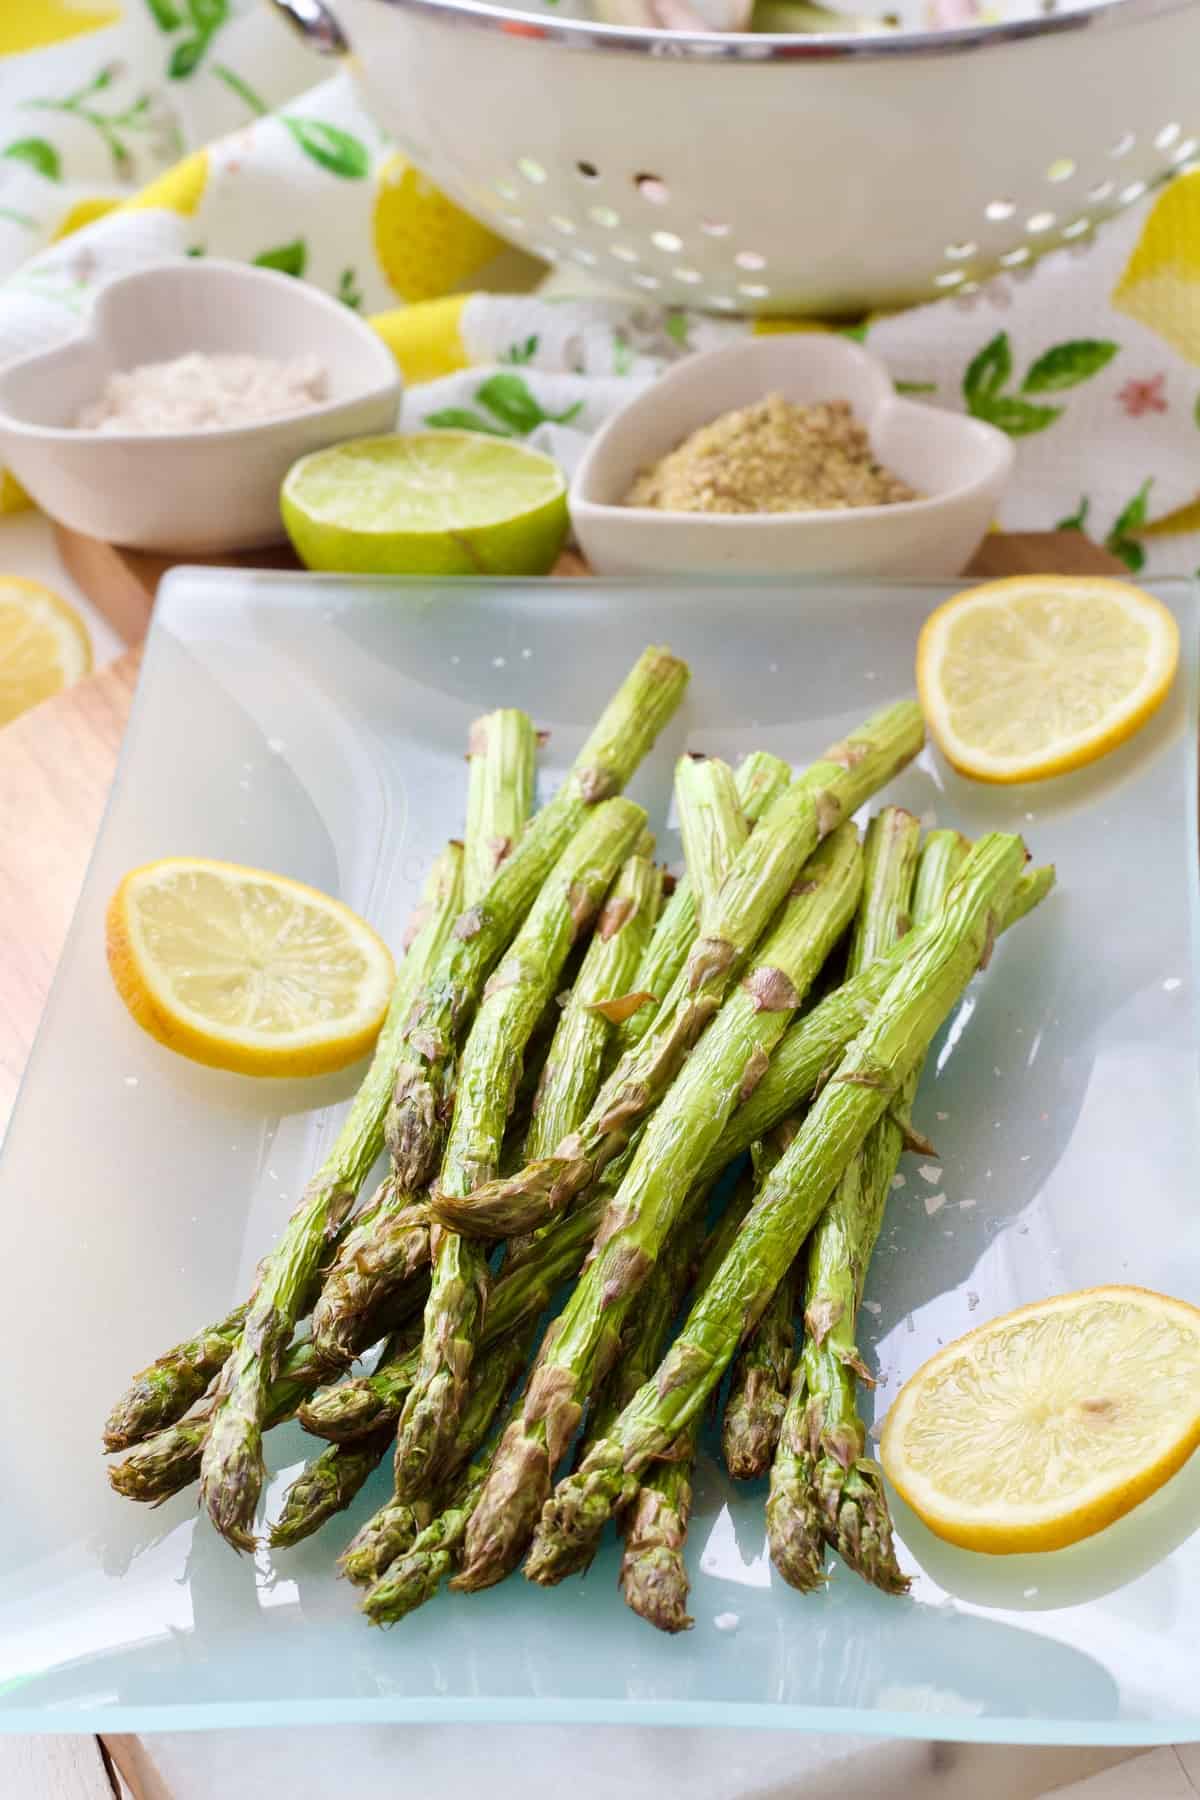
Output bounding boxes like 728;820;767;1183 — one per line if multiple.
881;1287;1200;1554
917;576;1179;783
106;858;395;1078
0;576;92;726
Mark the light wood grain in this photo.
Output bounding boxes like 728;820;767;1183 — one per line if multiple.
0;650;140;1127
0;1736;117;1800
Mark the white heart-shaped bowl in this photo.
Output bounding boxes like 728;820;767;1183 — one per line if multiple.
0;259;402;554
570;334;1014;581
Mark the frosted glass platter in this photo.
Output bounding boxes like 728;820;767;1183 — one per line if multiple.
1;569;1197;1743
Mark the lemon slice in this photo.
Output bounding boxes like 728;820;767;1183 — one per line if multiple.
916;576;1179;784
0;576;92;726
281;432;569;578
881;1287;1200;1553
106;858;395;1078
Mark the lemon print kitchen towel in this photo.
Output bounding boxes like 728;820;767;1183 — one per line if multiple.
3;0;1200;574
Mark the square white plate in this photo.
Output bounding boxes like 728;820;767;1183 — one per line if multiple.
1;569;1197;1743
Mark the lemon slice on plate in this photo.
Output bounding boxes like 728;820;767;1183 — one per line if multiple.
106;858;395;1077
881;1287;1200;1553
917;576;1179;783
281;431;569;578
0;576;92;726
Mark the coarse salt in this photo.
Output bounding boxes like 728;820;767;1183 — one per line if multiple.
77;351;328;433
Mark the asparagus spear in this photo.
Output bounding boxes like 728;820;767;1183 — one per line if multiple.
341;1314;540;1585
766;808;926;1591
460;824;864;1591
463;710;538;908
108;1341;322;1506
361;1449;491;1625
527;834;1026;1570
199;651;686;1550
392;798;647;1500
675;757;746;925
268;1428;395;1551
693;862;1056;1189
384;647;689;1194
102;1305;246;1454
523;849;661;1161
717;1127;800;1482
439;702;921;1244
614;1175;757;1631
790;827;969;1595
310;719;537;1364
613;751;791;1063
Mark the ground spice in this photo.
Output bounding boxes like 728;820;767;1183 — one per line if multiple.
624;393;917;515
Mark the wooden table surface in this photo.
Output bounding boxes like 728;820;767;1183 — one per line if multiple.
0;530;1131;1798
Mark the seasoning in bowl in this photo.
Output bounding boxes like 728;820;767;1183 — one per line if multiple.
624;393;916;514
76;350;328;433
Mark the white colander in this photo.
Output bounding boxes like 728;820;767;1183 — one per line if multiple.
276;0;1200;316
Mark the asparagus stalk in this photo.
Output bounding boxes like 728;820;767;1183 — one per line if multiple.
384;647;689;1194
766;808;926;1591
618;1439;697;1635
522;849;661;1162
393;798;647;1499
463;710;538;907
102;1305;247;1454
436;702;922;1243
108;1341;322;1506
791;826;968;1595
461;825;864;1591
675;757;746;923
614;751;791;1062
694;862;1056;1188
199;651;686;1550
342;1316;539;1585
361;1449;491;1625
527;834;1026;1569
268;1428;395;1551
310;719;538;1365
718;1127;800;1482
614;1175;758;1631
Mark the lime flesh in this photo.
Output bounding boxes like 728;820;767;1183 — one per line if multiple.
281;431;570;577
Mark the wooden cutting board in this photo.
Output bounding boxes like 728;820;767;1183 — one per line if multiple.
53;523;1124;646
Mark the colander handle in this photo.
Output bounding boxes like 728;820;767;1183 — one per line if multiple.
266;0;349;55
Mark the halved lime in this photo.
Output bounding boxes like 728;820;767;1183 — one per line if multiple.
281;431;569;577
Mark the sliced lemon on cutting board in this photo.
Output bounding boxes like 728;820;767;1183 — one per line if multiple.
0;576;92;727
881;1287;1200;1554
106;858;395;1078
917;576;1179;784
282;431;569;578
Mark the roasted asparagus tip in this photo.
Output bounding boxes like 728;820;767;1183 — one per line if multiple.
766;1463;829;1594
339;1498;429;1588
821;1457;910;1596
362;1548;454;1625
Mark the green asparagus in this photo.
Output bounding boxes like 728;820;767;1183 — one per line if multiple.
766;808;926;1591
527;834;1026;1570
394;797;646;1499
463;709;538;908
787;826;968;1594
613;751;791;1062
460;824;865;1591
199;651;685;1550
103;1305;247;1454
109;1341;322;1506
694;862;1056;1189
436;702;922;1244
523;848;661;1161
269;1428;395;1551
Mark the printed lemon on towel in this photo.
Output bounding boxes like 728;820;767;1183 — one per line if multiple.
882;1287;1200;1553
106;859;395;1077
282;431;569;576
0;576;91;726
917;576;1178;783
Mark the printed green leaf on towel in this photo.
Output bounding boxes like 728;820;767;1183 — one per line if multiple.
963;331;1118;437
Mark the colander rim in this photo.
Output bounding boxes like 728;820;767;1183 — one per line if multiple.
358;0;1197;60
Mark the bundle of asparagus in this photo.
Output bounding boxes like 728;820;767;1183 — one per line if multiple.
102;643;1054;1637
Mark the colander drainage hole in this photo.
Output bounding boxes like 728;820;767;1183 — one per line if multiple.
635;174;670;205
576;161;600;179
